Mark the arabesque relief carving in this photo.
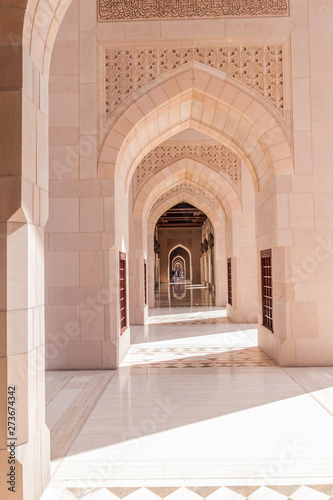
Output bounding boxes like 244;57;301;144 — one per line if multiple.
136;143;240;187
152;182;220;212
105;44;284;121
99;0;288;22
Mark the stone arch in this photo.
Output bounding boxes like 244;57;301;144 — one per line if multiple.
169;244;192;281
99;64;293;193
130;175;226;319
172;255;186;273
147;184;224;234
147;190;225;306
133;157;242;222
134;140;241;194
21;0;73;74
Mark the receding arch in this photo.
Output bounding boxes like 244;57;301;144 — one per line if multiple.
133;157;242;222
147;193;225;305
135;171;235;225
147;185;224;234
99;64;293;193
171;256;186;278
169;244;192;281
134;135;242;196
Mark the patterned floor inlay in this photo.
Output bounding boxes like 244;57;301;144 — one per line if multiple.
59;485;333;499
121;346;277;368
148;318;231;325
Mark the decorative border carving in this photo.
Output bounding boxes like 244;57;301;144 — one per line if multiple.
152;182;220;212
99;0;289;22
136;143;240;187
105;43;284;121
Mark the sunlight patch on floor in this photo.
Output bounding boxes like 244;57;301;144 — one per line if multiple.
148;309;227;324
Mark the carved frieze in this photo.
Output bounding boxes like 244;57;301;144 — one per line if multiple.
105;43;284;121
99;0;289;22
152;182;220;212
136;143;240;186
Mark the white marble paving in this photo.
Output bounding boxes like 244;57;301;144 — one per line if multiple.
42;303;333;499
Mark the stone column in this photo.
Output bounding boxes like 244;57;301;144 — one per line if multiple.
148;232;155;308
214;236;226;308
225;163;257;323
0;47;50;498
129;218;148;324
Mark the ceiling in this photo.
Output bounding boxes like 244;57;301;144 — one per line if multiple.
156;203;207;228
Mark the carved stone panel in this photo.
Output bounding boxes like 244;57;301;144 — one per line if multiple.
105;43;284;121
99;0;289;22
136;143;240;187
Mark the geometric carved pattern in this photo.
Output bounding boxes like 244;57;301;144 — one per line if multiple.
105;44;284;121
136;144;240;186
152;182;220;212
99;0;289;22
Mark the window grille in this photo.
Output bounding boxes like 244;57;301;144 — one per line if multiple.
261;249;273;332
144;260;147;306
119;252;127;333
227;258;232;306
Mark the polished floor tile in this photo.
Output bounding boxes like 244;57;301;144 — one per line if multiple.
154;282;215;308
41;285;333;499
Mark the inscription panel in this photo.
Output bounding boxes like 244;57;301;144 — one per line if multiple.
99;0;289;22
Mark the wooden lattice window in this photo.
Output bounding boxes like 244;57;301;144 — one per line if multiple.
144;260;147;306
227;258;232;306
261;249;273;332
119;252;127;333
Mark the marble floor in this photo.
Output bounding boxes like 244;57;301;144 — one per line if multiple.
41;284;333;500
154;282;215;308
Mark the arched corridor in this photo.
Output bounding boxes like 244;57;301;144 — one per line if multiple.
2;0;333;498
